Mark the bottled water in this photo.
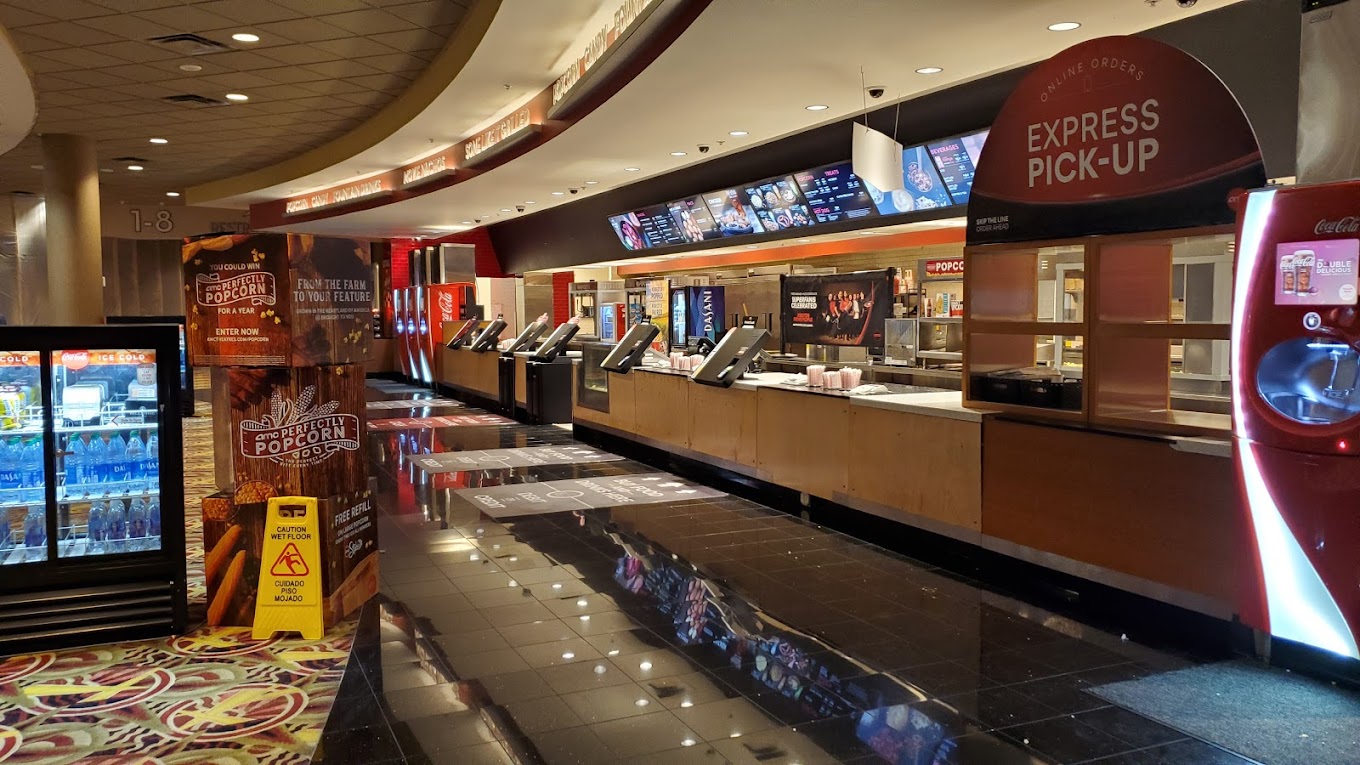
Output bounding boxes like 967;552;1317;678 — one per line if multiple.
0;439;20;493
125;433;145;490
87;501;106;554
67;436;86;488
127;499;147;551
23;508;44;550
106;500;126;553
145;433;160;484
86;436;107;484
107;433;128;486
146;498;160;540
20;439;42;502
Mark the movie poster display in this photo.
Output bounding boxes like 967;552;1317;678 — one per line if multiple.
183;233;374;367
781;270;894;347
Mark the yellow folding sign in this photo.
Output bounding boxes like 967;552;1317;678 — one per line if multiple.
252;496;323;640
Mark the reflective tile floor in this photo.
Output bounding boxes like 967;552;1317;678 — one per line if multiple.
312;381;1262;765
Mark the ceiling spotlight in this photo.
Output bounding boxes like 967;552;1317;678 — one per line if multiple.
1048;21;1081;31
231;32;260;42
148;137;168;144
670;151;687;156
805;104;829;111
225;93;249;102
729;130;748;136
624;167;640;172
127;165;144;171
552;191;565;196
178;63;202;72
166;191;180;197
585;180;598;185
915;67;943;74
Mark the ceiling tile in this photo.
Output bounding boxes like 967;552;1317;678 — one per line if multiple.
85;0;184;10
280;0;371;13
19;0;108;21
199;50;288;71
132;5;236;32
344;72;413;93
248;82;320;101
36;90;87;107
293;78;371;96
77;102;146;118
199;70;278;90
101;63;180;84
10;30;69;54
319;8;416;35
63;87;142;104
368;27;444;51
253;17;353;42
31;72;89;91
354;52;427;73
21;21;123;47
34;47;128;69
193;0;303;25
330;89;392;107
301;59;384;79
253;43;342;66
51;68;133;88
0;5;55;27
110;82;176;99
85;40;182;63
252;66;332;85
384;0;466;29
74;13;180;40
309;36;399;58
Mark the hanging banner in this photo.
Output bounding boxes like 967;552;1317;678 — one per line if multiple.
781;270;894;347
966;35;1265;246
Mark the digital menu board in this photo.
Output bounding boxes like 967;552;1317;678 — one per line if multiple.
608;212;650;250
633;204;688;247
864;144;954;216
794;162;880;223
743;176;814;232
927;129;988;204
703;188;766;238
667;196;722;243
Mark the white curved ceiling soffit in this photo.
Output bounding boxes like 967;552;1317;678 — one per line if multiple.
266;0;1245;238
0;23;36;158
196;0;625;207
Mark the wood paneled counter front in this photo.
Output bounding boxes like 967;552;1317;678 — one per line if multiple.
439;345;499;402
574;366;1245;619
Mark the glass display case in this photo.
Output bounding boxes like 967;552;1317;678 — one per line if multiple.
577;342;611;413
107;316;194;416
0;325;186;653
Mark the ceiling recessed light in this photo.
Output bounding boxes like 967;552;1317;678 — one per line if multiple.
166;191;180;197
670;151;687;156
729;130;748;136
797;238;811;243
127;165;144;172
178;63;202;72
745;245;758;249
231;32;260;42
500;208;512;212
585;180;598;185
577;599;588;606
915;67;943;74
634;699;650;707
524;200;536;205
681;739;696;747
148;137;168;144
680;700;694;708
99;168;112;173
639;661;653;671
562;652;575;660
552;191;565;196
805;104;829;111
461;220;472;225
225;93;249;102
624;167;640;172
1048;21;1081;31
29;164;42;170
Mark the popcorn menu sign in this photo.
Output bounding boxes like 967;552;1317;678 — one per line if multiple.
966;36;1265;246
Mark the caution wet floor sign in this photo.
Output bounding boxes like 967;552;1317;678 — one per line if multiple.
252;496;323;640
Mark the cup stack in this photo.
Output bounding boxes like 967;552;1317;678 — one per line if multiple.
808;365;826;387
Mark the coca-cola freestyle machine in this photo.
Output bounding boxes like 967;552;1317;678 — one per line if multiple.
393;288;413;380
1233;181;1360;662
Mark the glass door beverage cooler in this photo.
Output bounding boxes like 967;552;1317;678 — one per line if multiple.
0;325;186;653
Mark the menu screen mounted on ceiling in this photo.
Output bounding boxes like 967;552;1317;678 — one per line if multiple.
794;162;880;224
634;204;688;247
608;212;651;250
927;129;988;204
742;176;814;232
667;197;723;243
864;144;954;216
702;188;766;238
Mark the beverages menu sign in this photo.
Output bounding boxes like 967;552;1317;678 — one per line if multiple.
966;36;1265;246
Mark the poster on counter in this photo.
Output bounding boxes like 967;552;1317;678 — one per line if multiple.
966;35;1265;246
684;286;725;341
781;270;894;347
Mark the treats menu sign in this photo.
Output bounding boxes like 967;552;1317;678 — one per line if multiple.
967;36;1265;245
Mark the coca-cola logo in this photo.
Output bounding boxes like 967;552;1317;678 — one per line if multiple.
196;272;277;307
240;386;359;467
438;291;454;322
1314;216;1360;235
60;351;89;371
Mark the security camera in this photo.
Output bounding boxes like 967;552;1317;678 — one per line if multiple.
515;205;525;213
867;86;885;99
697;144;710;154
1177;0;1197;6
568;188;579;195
473;218;482;224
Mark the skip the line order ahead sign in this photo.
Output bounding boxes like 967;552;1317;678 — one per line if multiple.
456;473;726;518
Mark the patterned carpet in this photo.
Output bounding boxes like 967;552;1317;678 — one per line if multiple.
0;414;355;765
